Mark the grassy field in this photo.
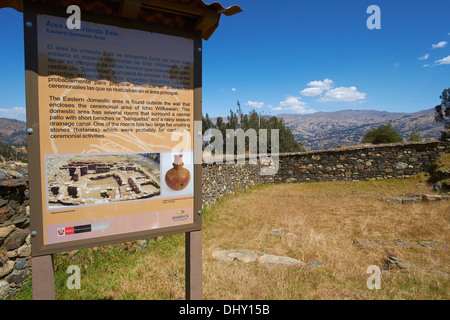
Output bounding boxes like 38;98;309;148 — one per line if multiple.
12;174;449;300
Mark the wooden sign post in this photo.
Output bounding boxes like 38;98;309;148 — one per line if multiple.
4;0;242;300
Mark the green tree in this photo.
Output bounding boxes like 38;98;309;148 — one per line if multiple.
262;116;305;153
435;88;450;129
215;116;226;137
226;109;239;130
408;128;421;142
202;113;215;134
204;109;305;153
361;122;403;144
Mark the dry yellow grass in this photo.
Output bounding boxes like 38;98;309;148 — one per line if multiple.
14;174;448;300
202;175;449;299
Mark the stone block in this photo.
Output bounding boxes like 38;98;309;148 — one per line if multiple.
0;261;14;278
0;206;13;224
0;224;15;238
2;229;28;251
212;249;257;263
258;254;305;267
422;194;442;201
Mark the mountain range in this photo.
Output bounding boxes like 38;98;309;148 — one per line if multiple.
0;118;26;146
0;107;444;151
278;108;443;150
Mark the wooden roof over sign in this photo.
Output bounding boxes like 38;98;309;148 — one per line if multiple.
1;0;242;39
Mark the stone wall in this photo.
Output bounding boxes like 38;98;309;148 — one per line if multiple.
0;163;30;298
202;137;449;207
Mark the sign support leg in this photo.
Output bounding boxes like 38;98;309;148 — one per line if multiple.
32;254;55;300
185;231;202;300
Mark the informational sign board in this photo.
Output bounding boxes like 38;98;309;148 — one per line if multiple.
25;6;202;256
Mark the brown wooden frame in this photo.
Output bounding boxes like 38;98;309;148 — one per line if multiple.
24;0;202;257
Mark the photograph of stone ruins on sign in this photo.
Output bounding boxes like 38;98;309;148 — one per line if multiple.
47;153;161;208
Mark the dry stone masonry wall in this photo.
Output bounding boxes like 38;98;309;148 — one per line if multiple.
202;134;449;207
0;164;30;298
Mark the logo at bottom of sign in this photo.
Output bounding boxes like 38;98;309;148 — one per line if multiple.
57;223;109;236
172;209;189;222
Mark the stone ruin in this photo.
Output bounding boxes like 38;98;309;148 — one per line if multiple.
47;156;160;207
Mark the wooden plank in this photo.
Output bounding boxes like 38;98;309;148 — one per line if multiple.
185;231;202;300
142;0;210;17
120;0;143;19
31;255;55;300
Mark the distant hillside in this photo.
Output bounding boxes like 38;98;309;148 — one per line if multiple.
1;108;444;152
0;118;27;146
278;108;443;150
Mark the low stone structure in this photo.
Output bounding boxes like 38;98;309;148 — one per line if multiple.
202;136;449;207
128;177;142;194
212;249;305;267
47;155;160;207
0;177;30;298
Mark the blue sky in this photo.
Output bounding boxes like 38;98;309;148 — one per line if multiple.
0;0;449;121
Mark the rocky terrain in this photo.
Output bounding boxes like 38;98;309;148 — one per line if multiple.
0;161;30;298
0;118;26;146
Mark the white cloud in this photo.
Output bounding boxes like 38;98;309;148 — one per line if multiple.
308;79;334;90
317;86;366;102
269;106;283;111
231;88;237;92
300;87;324;96
300;78;366;103
300;78;334;96
432;41;447;49
435;55;450;65
424;55;450;67
279;96;306;108
245;101;264;109
278;96;316;114
418;53;430;60
394;62;400;68
244;97;316;114
0;107;26;120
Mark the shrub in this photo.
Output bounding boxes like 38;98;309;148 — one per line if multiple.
361;122;403;144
